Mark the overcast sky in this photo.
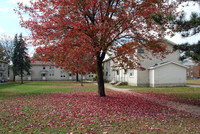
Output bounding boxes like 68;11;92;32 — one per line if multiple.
0;0;200;56
0;0;31;35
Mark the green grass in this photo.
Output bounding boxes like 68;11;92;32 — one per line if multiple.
0;81;97;99
117;85;200;99
187;79;200;85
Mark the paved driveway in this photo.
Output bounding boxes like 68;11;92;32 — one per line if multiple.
187;84;200;87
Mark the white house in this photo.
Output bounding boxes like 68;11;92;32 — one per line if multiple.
103;40;187;87
13;61;96;81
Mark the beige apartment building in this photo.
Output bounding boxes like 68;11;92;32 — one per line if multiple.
13;61;95;81
0;60;8;82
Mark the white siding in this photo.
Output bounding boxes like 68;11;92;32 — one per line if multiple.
127;69;137;86
150;63;186;87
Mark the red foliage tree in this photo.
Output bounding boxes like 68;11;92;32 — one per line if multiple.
16;0;177;97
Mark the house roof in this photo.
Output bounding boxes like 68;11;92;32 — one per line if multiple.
31;61;55;66
182;59;199;66
149;61;188;70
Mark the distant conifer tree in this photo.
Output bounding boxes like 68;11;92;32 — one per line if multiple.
12;33;31;84
174;1;200;63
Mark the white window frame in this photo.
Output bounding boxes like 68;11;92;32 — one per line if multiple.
49;73;54;77
61;73;66;78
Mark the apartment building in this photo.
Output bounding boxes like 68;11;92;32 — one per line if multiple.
0;60;8;82
14;61;96;81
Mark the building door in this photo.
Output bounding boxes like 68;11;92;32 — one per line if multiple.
28;76;32;81
42;74;46;80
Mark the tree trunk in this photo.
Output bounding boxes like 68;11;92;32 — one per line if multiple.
81;73;83;87
21;75;23;84
20;70;23;84
13;74;15;82
97;59;105;97
76;72;79;82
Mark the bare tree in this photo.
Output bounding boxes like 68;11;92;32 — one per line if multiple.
0;34;14;63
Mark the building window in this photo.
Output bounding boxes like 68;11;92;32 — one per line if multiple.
137;49;144;54
130;69;134;77
49;73;54;77
187;72;189;76
43;66;46;70
191;65;193;69
89;74;93;77
0;73;2;77
106;72;108;76
69;73;72;77
61;74;66;77
191;71;193;77
49;70;54;77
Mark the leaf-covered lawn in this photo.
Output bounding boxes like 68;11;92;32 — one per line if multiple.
0;91;200;133
0;82;200;133
118;85;200;106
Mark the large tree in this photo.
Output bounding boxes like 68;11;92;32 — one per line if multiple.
17;0;177;96
12;33;31;84
174;1;200;63
0;34;14;62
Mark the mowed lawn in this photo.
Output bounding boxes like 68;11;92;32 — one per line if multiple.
0;81;200;133
187;79;200;85
0;81;97;99
118;85;200;106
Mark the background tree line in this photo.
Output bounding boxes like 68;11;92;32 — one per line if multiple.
0;33;31;84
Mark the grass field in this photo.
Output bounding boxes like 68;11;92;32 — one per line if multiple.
187;79;200;85
0;81;200;133
0;81;97;99
118;85;200;106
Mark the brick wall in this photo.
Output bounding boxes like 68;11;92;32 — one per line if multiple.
186;65;200;79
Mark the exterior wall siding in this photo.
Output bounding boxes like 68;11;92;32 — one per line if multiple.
0;61;8;81
150;64;186;87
